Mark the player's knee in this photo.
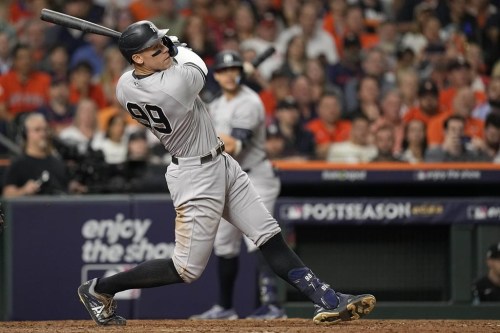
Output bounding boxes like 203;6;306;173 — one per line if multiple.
178;267;203;284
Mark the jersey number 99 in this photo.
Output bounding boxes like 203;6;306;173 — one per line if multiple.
126;102;172;134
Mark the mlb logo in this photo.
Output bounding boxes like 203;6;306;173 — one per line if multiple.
467;206;487;220
280;205;303;220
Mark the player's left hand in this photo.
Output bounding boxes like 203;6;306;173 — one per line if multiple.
159;30;178;57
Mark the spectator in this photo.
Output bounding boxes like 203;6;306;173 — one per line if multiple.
180;15;217;67
278;34;307;79
427;87;484;147
396;68;419;117
375;20;399;64
205;0;236;52
68;61;108;109
341;4;379;50
99;46;128;106
70;27;112;79
305;58;341;103
482;6;500;72
328;33;363;90
322;0;348;57
399;6;440;56
404;78;443;125
277;2;339;65
93;114;128;165
473;76;500;121
472;112;500;161
306;92;351;159
40;44;70;82
44;0;104;58
280;0;301;29
2;113;85;197
343;47;395;114
439;57;486;112
395;47;417;78
472;242;500;303
265;97;315;161
359;0;387;31
8;0;47;36
346;75;381;122
233;2;257;42
370;89;405;154
0;31;14;74
424;115;488;162
416;16;446;67
465;42;488;92
59;98;104;155
371;125;402;162
150;0;185;38
36;77;75;135
0;3;17;42
258;69;291;123
239;13;282;81
400;119;427;163
128;0;160;21
290;75;316;124
20;18;48;66
326;115;377;163
442;0;478;44
0;44;51;125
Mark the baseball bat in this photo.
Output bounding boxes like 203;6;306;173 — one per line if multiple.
40;8;121;39
251;46;276;68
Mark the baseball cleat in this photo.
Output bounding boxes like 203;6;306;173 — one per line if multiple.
313;292;376;325
246;304;287;319
77;278;126;326
189;304;238;320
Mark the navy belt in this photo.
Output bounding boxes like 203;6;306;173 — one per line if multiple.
171;143;225;165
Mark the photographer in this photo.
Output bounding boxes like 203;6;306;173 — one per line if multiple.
2;113;86;197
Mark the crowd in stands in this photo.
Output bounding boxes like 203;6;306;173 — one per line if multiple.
1;0;500;195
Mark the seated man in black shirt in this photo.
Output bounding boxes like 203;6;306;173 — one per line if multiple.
472;242;500;303
2;113;85;197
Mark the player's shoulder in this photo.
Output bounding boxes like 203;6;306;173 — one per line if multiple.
116;70;135;87
240;86;263;105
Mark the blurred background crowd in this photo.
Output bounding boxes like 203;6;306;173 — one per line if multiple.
0;0;500;195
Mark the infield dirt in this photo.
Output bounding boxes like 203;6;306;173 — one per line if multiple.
1;319;500;333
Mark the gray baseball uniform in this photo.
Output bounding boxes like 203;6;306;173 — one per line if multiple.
116;47;281;282
209;85;280;257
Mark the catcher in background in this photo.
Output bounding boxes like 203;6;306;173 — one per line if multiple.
76;20;376;326
190;50;285;320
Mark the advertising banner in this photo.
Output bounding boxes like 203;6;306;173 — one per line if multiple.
277;198;500;225
6;196;257;320
277;169;500;185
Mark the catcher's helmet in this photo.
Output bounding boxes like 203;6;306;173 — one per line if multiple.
214;50;243;71
118;20;168;63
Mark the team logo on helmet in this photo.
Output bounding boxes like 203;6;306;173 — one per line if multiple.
223;54;234;64
148;22;157;33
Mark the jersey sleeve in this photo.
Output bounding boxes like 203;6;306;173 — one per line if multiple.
166;47;208;105
231;98;262;131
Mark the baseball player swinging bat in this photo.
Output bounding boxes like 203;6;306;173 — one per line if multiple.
40;8;121;38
